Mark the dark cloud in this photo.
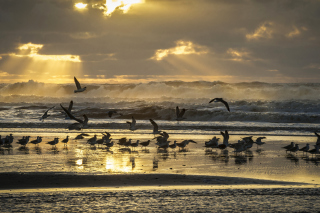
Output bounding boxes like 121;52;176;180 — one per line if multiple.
0;0;319;82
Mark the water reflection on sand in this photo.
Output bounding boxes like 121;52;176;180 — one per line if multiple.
1;132;320;184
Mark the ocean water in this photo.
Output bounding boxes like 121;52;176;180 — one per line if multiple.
0;80;320;134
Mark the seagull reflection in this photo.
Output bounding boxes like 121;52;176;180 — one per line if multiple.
141;149;150;153
130;157;135;170
35;146;42;154
18;146;29;154
157;149;169;160
286;153;299;164
234;155;247;165
51;147;59;154
153;157;159;170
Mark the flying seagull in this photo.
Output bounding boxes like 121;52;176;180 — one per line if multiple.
74;76;86;93
108;110;123;118
176;106;186;121
39;106;55;121
149;119;161;135
209;98;230;112
127;116;137;131
60;104;88;130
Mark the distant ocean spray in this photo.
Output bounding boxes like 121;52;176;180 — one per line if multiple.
0;80;320;126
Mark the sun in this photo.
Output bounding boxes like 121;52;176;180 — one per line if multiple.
75;3;87;9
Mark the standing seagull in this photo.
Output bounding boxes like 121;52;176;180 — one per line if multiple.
209;98;230;112
40;106;55;121
74;76;86;93
60;104;88;130
176;106;186;121
127;116;138;131
149;119;161;135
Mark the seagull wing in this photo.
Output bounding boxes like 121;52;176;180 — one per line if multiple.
60;104;83;123
209;98;216;103
45;106;55;114
149;119;159;132
68;100;73;112
315;132;320;138
132;116;136;125
74;77;82;89
179;108;186;118
108;111;113;118
220;99;230;112
176;106;180;118
83;115;88;125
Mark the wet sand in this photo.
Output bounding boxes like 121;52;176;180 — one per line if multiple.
0;172;306;190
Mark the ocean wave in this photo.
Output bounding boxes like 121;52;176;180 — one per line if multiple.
1;80;320;102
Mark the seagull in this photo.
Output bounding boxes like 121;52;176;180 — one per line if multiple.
282;142;295;153
118;137;127;146
154;131;170;147
108;110;122;118
30;136;42;146
177;140;197;150
39;106;55;121
127;116;137;131
299;143;309;155
204;137;219;148
169;140;177;149
87;135;97;146
140;140;151;150
47;138;59;147
17;136;30;147
219;130;229;149
149;119;161;135
74;76;86;93
289;144;299;154
209;98;230;112
255;137;266;148
105;141;114;149
130;140;139;150
315;132;320;145
75;133;88;140
176;106;186;121
60;104;88;130
61;136;69;146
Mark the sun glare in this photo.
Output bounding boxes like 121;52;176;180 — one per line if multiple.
75;3;87;9
91;0;144;16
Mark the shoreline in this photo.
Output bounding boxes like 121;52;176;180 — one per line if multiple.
0;172;310;191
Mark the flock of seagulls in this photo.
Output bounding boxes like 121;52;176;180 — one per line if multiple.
282;132;320;157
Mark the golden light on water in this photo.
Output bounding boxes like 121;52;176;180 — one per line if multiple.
105;155;132;173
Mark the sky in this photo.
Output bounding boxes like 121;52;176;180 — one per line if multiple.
0;0;319;84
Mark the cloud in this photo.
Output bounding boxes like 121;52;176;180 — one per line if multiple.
151;40;209;61
246;22;274;40
69;32;99;39
3;43;81;62
226;48;251;62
